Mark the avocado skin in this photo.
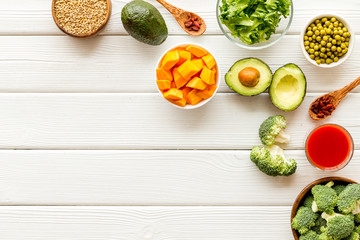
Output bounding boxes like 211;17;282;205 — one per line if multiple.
121;0;168;46
270;63;307;111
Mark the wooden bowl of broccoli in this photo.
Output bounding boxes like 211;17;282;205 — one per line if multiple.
291;177;360;239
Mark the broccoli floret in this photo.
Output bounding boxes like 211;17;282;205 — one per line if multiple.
337;184;360;214
299;230;318;240
355;213;360;223
321;212;355;239
250;145;297;176
312;216;327;234
318;233;335;240
344;232;360;240
333;185;347;196
311;184;337;214
259;115;290;146
292;206;319;235
303;195;314;208
355;225;360;234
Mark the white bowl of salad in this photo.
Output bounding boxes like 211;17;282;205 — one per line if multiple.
216;0;293;50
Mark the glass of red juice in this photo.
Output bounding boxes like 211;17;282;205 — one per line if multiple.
305;124;354;171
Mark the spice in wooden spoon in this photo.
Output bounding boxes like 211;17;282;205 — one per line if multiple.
309;76;360;120
155;0;206;36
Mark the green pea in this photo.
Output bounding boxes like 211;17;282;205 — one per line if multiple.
316;59;321;65
326;58;333;64
341;43;346;49
325;21;330;26
315;30;320;36
320;59;325;64
334;21;339;27
320;29;326;35
308;37;313;41
315;19;320;24
339;30;343;35
320;47;326;53
327;51;332;56
316;36;321;42
339;22;344;27
331;46;337;51
304;36;309;40
322;17;327;22
309;49;315;54
337;47;342;52
332;39;337;45
304;41;310;46
335;35;341;40
323;36;328;41
343;27;348;32
310;23;315;27
321;41;326;46
326;43;332;48
320;53;325;57
326;29;331;34
310;43;315;48
314;51;319;56
314;45;319;50
330;17;336;22
345;42;349;47
334;57;339;62
310;54;315;59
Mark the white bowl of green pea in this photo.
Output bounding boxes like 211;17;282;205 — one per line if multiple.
300;14;354;68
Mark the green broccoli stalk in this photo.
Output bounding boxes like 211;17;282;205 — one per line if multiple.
259;115;290;146
299;230;318;240
292;206;319;235
337;184;360;214
250;145;297;176
311;183;337;214
344;231;360;240
321;212;355;239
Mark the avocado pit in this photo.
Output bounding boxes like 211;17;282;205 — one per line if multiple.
238;67;260;87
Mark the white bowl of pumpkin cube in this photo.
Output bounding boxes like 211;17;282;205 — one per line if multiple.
156;44;220;109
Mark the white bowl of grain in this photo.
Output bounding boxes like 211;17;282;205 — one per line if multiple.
52;0;111;38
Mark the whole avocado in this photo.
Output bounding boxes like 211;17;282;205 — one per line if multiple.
121;0;168;45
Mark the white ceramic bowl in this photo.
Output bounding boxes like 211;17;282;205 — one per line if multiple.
155;43;220;109
300;14;354;68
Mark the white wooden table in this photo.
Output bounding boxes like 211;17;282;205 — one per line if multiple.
1;0;360;239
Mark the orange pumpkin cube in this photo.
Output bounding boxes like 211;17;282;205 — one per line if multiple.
171;98;186;107
163;88;183;101
178;59;201;80
196;85;217;99
200;66;216;85
172;67;189;89
185;45;208;58
156;80;171;91
186;77;208;90
191;58;205;71
161;50;179;70
171;81;176;88
202;54;216;69
181;87;192;102
176;50;192;66
187;89;203;105
156;68;173;81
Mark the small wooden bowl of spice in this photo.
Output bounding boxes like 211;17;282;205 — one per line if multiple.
52;0;111;38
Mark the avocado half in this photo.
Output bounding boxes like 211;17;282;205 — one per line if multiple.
225;58;272;96
121;0;168;46
269;63;307;111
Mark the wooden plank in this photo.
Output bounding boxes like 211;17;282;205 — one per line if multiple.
0;93;359;150
0;206;292;239
0;0;359;35
1;150;359;205
0;35;359;93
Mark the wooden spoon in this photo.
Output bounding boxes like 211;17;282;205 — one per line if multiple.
309;76;360;120
155;0;206;36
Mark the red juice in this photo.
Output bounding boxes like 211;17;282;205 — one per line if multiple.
306;124;353;171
